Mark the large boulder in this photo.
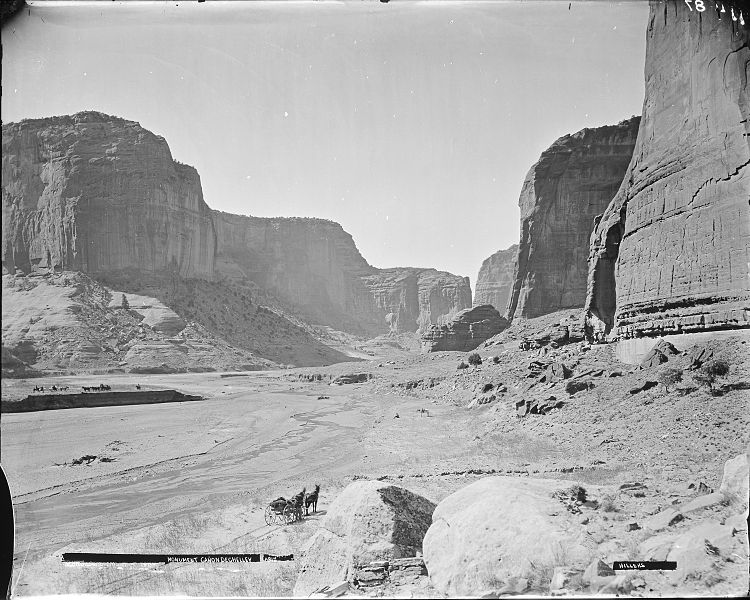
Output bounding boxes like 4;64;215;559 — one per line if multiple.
421;305;509;353
293;481;435;597
140;307;186;335
422;477;594;596
640;339;679;368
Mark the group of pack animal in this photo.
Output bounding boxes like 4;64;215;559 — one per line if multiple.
82;384;112;392
32;385;69;392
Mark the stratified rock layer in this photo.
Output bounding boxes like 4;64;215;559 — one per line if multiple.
507;117;640;321
473;244;517;315
214;211;471;336
421;304;508;352
2;112;216;278
586;3;749;338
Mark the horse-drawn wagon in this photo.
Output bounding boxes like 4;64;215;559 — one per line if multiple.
264;495;303;525
263;484;320;526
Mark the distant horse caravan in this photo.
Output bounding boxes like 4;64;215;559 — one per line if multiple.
82;384;111;392
30;383;144;393
264;484;321;526
32;385;69;392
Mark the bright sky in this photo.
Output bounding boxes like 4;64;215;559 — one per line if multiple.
2;1;648;288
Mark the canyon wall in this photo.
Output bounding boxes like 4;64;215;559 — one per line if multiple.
586;2;749;338
361;268;472;334
506;117;640;321
2;112;216;278
214;211;471;336
473;244;517;315
2;112;471;340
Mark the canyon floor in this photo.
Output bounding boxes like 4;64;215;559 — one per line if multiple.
2;327;749;597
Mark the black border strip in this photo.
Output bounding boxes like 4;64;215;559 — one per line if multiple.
61;553;293;564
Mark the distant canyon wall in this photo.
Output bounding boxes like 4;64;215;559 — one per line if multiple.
505;117;640;321
214;211;471;336
2;112;217;278
586;2;749;338
473;244;517;316
1;112;469;338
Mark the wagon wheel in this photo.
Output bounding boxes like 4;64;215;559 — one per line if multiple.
283;504;298;524
275;509;286;526
264;505;275;526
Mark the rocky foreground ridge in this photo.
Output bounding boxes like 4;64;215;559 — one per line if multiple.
585;2;749;338
294;453;748;598
504;117;640;322
473;244;517;315
2;112;470;343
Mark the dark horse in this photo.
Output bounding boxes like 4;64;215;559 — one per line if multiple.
305;484;320;515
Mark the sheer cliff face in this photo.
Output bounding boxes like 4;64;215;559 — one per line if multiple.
506;117;640;321
361;268;472;333
586;2;749;338
213;211;382;334
473;244;518;315
2;112;216;278
214;211;472;336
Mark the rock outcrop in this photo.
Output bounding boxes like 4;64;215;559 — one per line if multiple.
421;304;508;352
214;211;471;336
585;3;750;338
2;112;217;278
293;480;435;597
422;477;595;597
506;117;640;321
473;244;517;315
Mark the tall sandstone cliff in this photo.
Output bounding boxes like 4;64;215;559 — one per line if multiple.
2;112;470;340
473;244;517;315
586;2;749;338
214;211;471;336
506;117;640;321
2;112;216;278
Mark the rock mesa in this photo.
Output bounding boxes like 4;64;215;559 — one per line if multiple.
421;304;508;352
2;112;217;278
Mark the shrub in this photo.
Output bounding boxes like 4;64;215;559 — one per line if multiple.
657;367;683;393
600;493;618;512
457;361;469;370
468;353;482;366
695;359;730;393
705;359;729;378
120;294;130;310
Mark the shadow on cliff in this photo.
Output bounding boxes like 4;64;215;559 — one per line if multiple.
93;270;361;368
